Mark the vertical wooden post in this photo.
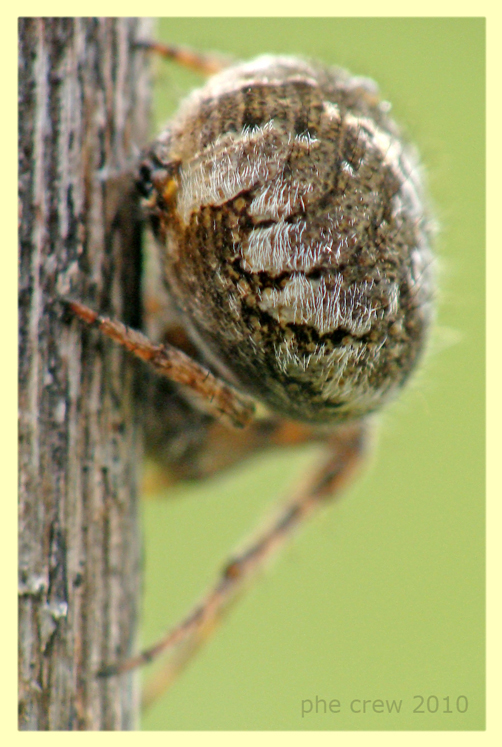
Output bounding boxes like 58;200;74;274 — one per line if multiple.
18;18;152;729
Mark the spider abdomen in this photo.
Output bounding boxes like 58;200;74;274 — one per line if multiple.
141;55;433;424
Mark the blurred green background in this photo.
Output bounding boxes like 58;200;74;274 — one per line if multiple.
141;18;485;730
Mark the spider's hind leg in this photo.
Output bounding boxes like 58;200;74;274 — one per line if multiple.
65;300;255;429
134;39;232;76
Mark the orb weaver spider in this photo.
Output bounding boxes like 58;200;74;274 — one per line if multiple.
69;35;434;712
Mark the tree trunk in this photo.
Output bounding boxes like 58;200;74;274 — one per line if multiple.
18;18;152;730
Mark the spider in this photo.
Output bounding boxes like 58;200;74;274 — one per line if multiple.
68;36;434;709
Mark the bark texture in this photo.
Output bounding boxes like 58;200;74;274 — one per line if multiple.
18;18;152;730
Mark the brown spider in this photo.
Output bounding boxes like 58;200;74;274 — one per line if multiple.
68;38;433;707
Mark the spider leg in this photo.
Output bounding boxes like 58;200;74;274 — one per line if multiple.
65;300;255;429
134;39;232;75
141;632;207;710
98;421;369;697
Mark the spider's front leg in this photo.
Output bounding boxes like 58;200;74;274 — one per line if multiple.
97;420;368;700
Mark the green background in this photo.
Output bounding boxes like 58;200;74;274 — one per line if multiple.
141;18;485;731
